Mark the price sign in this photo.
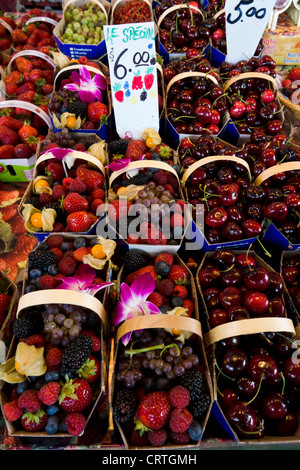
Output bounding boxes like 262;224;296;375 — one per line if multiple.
104;22;160;140
225;0;277;64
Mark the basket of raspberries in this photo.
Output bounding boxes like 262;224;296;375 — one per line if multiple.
110;250;212;449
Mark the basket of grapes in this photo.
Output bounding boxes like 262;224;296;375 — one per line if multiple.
109;250;213;449
53;0;109;60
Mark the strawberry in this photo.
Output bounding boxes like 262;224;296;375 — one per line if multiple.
5;83;18;96
168;265;190;285
76;167;105;193
73;246;92;262
63;193;89;213
125;140;145;161
16;82;36;95
15;57;33;73
29;69;44;84
0;184;20;202
59;377;93;412
8;214;26;235
0;144;16;159
124;265;158;285
66;211;93;233
135;391;171;431
288;67;300;81
108;199;132;221
0;38;11;51
4;71;22;84
155;143;173;160
13;143;33;159
0;125;19;146
182;298;194;317
46;161;65;181
77;355;101;384
155;253;174;266
21;409;48;431
17;90;36;102
87;102;108;123
0;116;23;131
113;82;124;102
12;29;28;46
144;67;154;90
0;202;18;221
18;123;38;143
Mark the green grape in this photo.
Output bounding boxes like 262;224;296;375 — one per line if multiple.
72;21;81;30
87;37;94;44
72;7;79;16
77;35;85;43
88;22;94;28
81;17;88;24
91;14;98;22
65;11;72;20
65;28;73;38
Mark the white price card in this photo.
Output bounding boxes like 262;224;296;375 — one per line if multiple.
104;22;160;140
225;0;277;64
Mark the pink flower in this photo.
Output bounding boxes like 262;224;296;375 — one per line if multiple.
63;65;107;104
56;264;113;296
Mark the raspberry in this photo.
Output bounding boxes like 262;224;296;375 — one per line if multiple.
52;184;67;201
147;292;163;307
166;173;179;189
183;299;194;317
64;412;87;436
91;188;105;200
73;246;92;262
157;278;174;297
168;386;190;408
169;408;193;433
58;256;78;275
62;177;73;188
153;170;168;186
39;192;53;207
47;235;64;248
50;247;63;262
38;381;61;406
148;428;167;447
3;399;23;421
38;274;60;290
69;177;87;194
155;253;174;266
169;430;190;445
130;429;149;447
173;285;188;299
18;390;41;413
46;347;62;368
23;334;45;348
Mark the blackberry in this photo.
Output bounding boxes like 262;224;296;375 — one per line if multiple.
140;90;147;101
121;172;152;187
69;100;87;119
13;310;43;339
123;251;148;274
180;369;203;402
43;202;64;223
28;250;57;270
113;389;136;424
108;139;129;157
61;335;93;374
25;197;40;209
189;393;210;419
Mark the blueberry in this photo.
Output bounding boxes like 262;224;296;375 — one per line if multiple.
47;404;60;416
90;237;101;247
155;261;170;276
45;416;59;435
17;380;29;394
160;305;170;314
60;242;70;252
48;264;59;275
29;268;43;279
45;370;60;382
171;296;183;308
25;285;37;293
73;237;86;249
34;377;46;390
58;420;67;432
173;164;181;175
188;420;202;442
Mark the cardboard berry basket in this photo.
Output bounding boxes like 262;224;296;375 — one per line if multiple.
203;313;299;444
164;71;228;149
0;17;14;57
254;161;300;251
280;250;300;323
0;270;19;346
53;0;110;61
0;99;53;183
0;49;56;99
49;62;111;142
155;3;210;66
108;258;213;449
106;159;191;254
0;286;110;438
110;0;154;25
196;249;297;330
180;155;262;252
18;148;107;242
220;72;284;146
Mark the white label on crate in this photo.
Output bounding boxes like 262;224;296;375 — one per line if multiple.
104;22;160;140
225;0;277;64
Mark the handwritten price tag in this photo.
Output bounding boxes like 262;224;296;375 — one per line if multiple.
225;0;277;64
104;22;160;140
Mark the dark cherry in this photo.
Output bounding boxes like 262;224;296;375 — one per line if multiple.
243;291;269;315
243;266;270;291
235;253;256;268
248;353;280;384
241;219;262;237
283;356;300;384
275;412;299;436
219;388;239;411
236;375;259;397
268;296;285;317
209;308;227;327
205;207;228;228
221;221;243;241
221;266;243;286
203;286;220;309
226;402;257;435
262;391;288;420
219;286;242;310
227;306;250;322
221;347;249;378
213;249;236;268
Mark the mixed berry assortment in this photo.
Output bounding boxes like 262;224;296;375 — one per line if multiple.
280;67;300;103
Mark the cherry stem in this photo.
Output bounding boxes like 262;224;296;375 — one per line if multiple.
257;237;272;258
247;373;264;406
124;342;180;358
214;359;235;382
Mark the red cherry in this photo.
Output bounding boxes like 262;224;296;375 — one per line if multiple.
205;207;228;227
261;89;275;104
195;105;212;125
243;291;270;315
230;101;246;119
212;28;225;42
248;353;280;384
262;391;288;420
